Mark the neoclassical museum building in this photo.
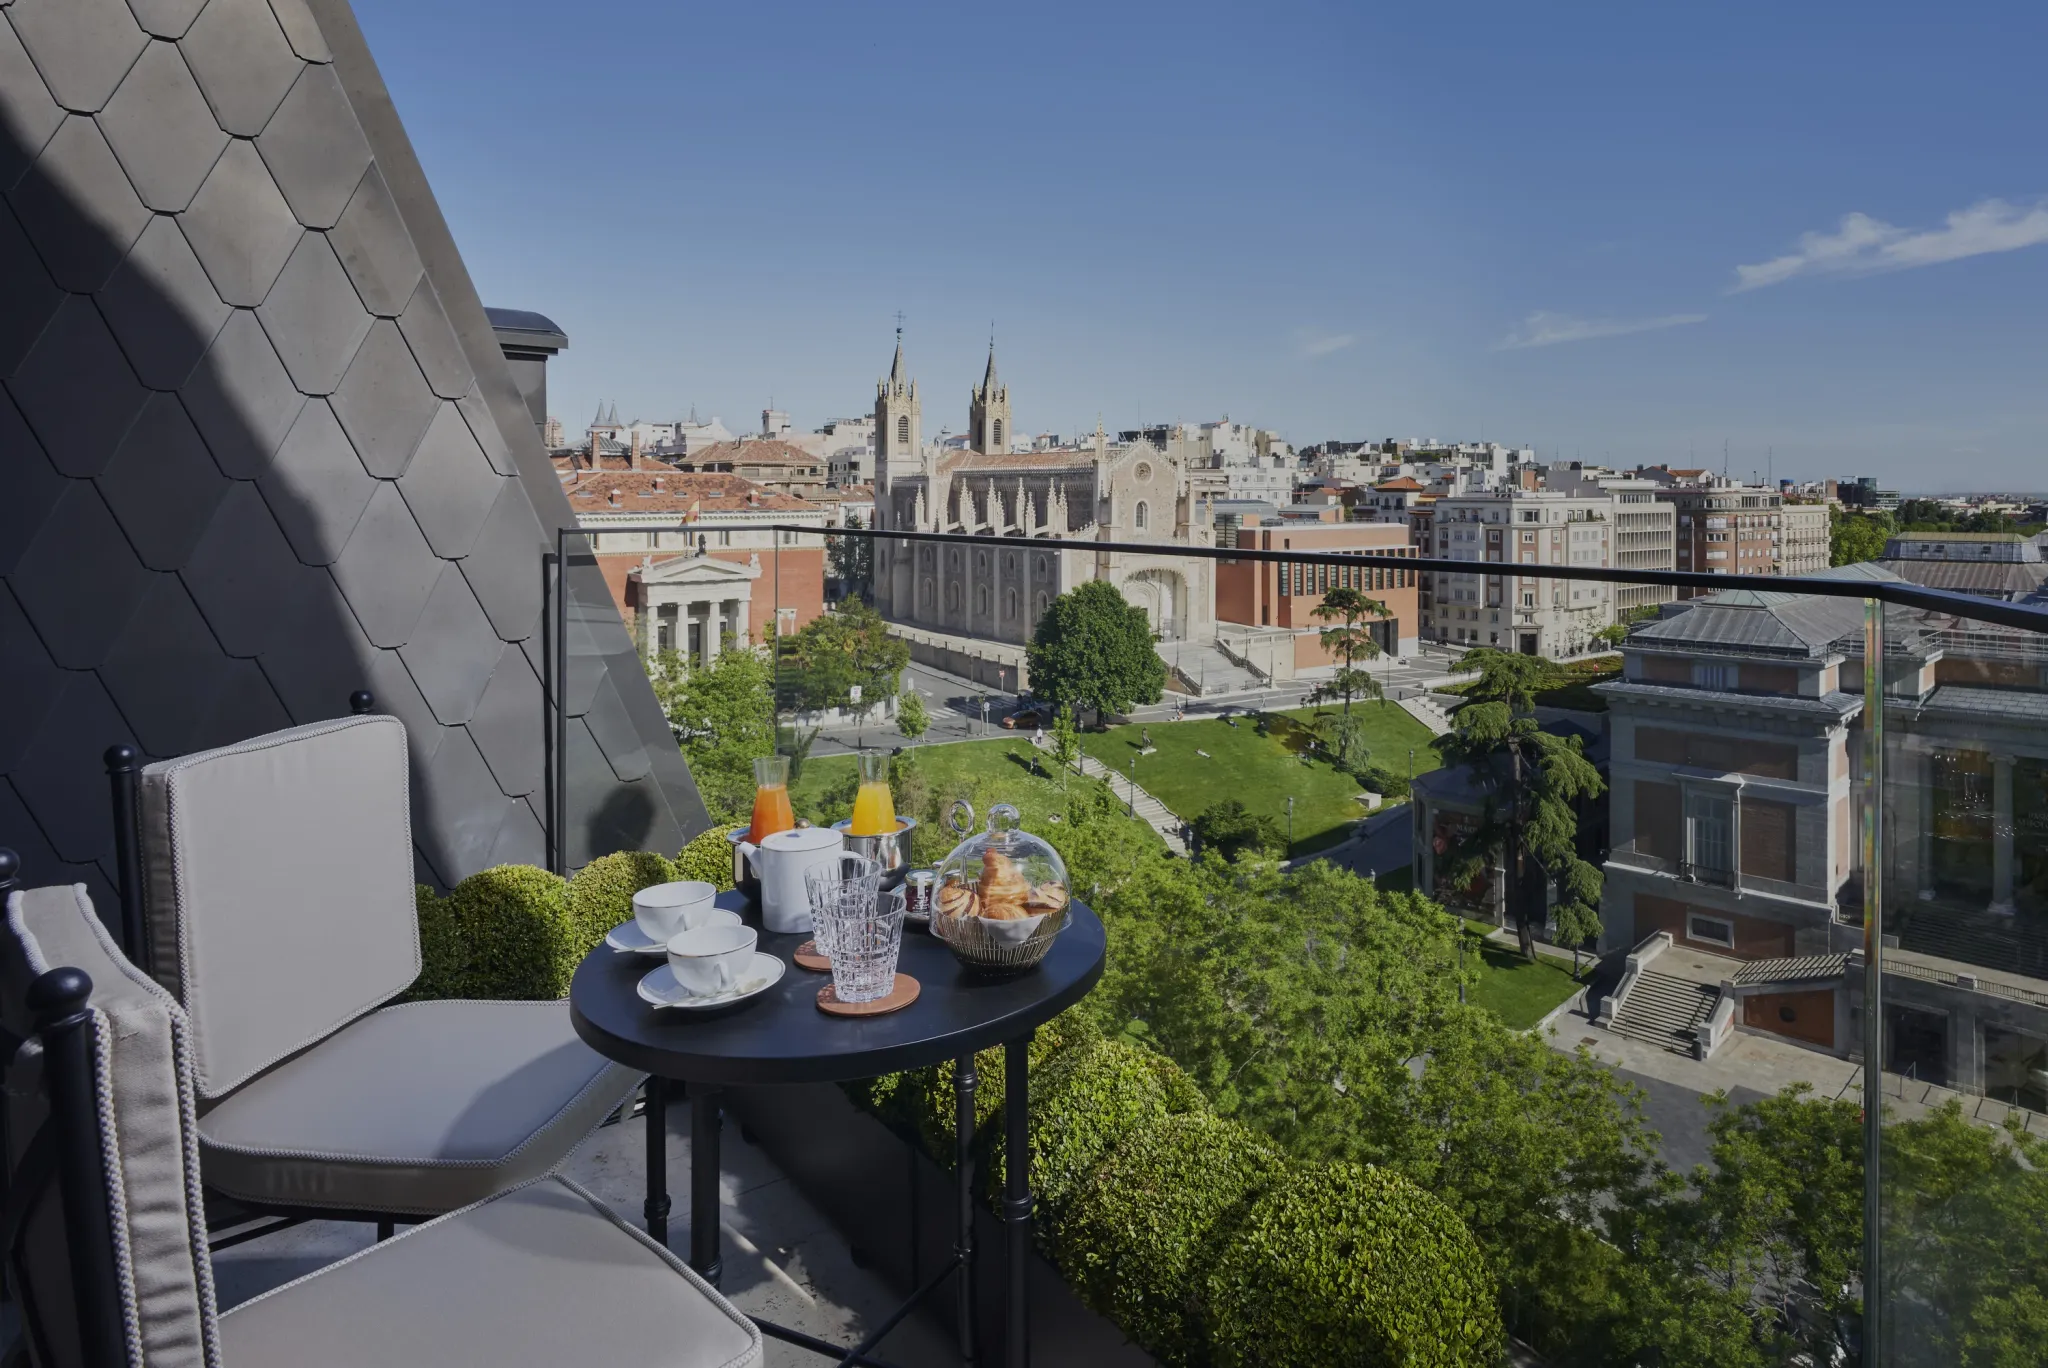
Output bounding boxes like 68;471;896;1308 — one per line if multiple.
870;335;1217;685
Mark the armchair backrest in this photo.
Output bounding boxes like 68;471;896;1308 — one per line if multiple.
137;716;421;1100
3;885;222;1368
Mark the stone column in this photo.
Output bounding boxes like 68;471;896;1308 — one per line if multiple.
1991;753;2016;915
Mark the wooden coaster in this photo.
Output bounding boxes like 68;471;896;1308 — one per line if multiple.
793;940;831;972
817;974;920;1017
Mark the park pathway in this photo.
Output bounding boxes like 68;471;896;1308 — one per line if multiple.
1034;736;1190;857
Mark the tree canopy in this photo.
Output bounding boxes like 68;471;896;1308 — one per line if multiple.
1829;506;1894;566
648;645;775;821
1026;580;1167;722
1436;649;1606;959
1310;585;1390;714
778;597;910;717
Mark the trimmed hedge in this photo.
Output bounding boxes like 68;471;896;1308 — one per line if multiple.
1205;1162;1503;1368
1057;1112;1283;1366
567;849;678;933
413;865;576;999
989;1036;1201;1216
675;822;745;891
410;851;675;1001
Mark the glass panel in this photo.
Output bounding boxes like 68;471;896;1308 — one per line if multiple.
1878;593;2048;1366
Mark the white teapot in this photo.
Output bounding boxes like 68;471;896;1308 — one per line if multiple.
737;825;845;933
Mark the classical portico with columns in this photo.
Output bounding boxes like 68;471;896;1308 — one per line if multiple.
630;552;763;666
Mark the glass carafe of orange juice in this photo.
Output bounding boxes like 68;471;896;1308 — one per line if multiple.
849;751;897;837
749;755;795;844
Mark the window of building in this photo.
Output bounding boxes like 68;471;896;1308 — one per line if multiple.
1134;501;1148;529
1686;913;1735;948
992;419;1004;448
1695;662;1737;690
896;416;909;446
1686;790;1734;881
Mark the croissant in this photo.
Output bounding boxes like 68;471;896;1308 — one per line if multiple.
979;849;1033;920
936;879;980;921
1025;882;1068;913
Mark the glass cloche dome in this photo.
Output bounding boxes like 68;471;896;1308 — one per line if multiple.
929;804;1070;967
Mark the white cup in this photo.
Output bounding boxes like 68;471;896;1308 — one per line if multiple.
666;924;758;997
633;881;718;942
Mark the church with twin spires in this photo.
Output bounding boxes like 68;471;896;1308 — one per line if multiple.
869;331;1217;680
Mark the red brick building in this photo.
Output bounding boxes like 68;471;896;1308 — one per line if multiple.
1215;520;1420;665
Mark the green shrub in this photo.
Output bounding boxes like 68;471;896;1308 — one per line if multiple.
894;1010;1101;1162
412;883;461;999
674;822;745;891
426;865;578;999
568;849;677;936
989;1036;1203;1216
1206;1162;1503;1368
1057;1112;1282;1365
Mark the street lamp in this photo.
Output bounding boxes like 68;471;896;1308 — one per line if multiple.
1285;795;1294;852
1127;756;1136;817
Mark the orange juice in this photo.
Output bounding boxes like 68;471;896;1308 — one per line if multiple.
848;751;896;836
850;781;896;836
748;755;795;843
749;784;795;843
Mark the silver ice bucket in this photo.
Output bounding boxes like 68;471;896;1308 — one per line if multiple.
830;817;918;890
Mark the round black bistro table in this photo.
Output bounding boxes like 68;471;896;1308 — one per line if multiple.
570;889;1106;1368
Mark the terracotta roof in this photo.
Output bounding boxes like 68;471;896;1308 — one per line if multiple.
1374;477;1424;491
939;449;1097;474
674;438;828;472
562;470;821;516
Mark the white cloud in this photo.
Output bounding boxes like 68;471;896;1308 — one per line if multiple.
1731;198;2048;292
1295;330;1357;358
1495;311;1707;350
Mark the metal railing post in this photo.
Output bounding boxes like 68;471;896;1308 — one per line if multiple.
554;530;569;876
102;745;144;968
1861;594;1885;1362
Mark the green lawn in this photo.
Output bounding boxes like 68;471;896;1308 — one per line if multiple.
1459;925;1584;1029
787;737;1118;841
1094;702;1444;856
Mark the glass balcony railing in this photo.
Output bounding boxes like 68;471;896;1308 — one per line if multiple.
538;519;2047;1366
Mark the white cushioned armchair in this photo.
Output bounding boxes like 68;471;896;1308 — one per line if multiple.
132;714;639;1220
3;883;761;1368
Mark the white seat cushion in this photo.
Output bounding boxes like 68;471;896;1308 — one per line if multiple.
197;999;639;1216
139;715;421;1100
218;1177;761;1368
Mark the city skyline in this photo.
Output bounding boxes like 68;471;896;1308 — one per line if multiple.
357;0;2048;489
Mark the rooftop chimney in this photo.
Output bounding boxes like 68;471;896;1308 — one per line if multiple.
608;489;620;507
630;429;644;470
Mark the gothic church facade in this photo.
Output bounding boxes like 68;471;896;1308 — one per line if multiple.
872;337;1217;663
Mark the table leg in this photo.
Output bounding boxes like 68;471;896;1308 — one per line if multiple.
1004;1032;1034;1368
954;1052;978;1368
691;1087;724;1287
644;1077;670;1246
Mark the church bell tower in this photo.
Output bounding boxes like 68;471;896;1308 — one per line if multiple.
875;324;920;491
968;343;1011;455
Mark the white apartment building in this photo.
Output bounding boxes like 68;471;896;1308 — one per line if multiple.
1778;503;1830;577
1426;490;1616;655
1545;467;1677;615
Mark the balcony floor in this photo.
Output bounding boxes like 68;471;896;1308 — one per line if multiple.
211;1101;960;1366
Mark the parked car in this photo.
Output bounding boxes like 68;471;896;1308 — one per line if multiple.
1002;704;1050;730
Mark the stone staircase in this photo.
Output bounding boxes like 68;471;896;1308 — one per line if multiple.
1608;970;1718;1055
1399;694;1454;737
1156;640;1265;697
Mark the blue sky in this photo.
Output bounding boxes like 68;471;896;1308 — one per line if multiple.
355;0;2048;490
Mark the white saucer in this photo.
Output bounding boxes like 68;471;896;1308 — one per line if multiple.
637;953;785;1011
606;910;740;955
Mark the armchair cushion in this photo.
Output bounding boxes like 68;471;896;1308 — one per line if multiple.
196;999;639;1217
218;1176;760;1368
138;715;421;1100
3;885;223;1368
